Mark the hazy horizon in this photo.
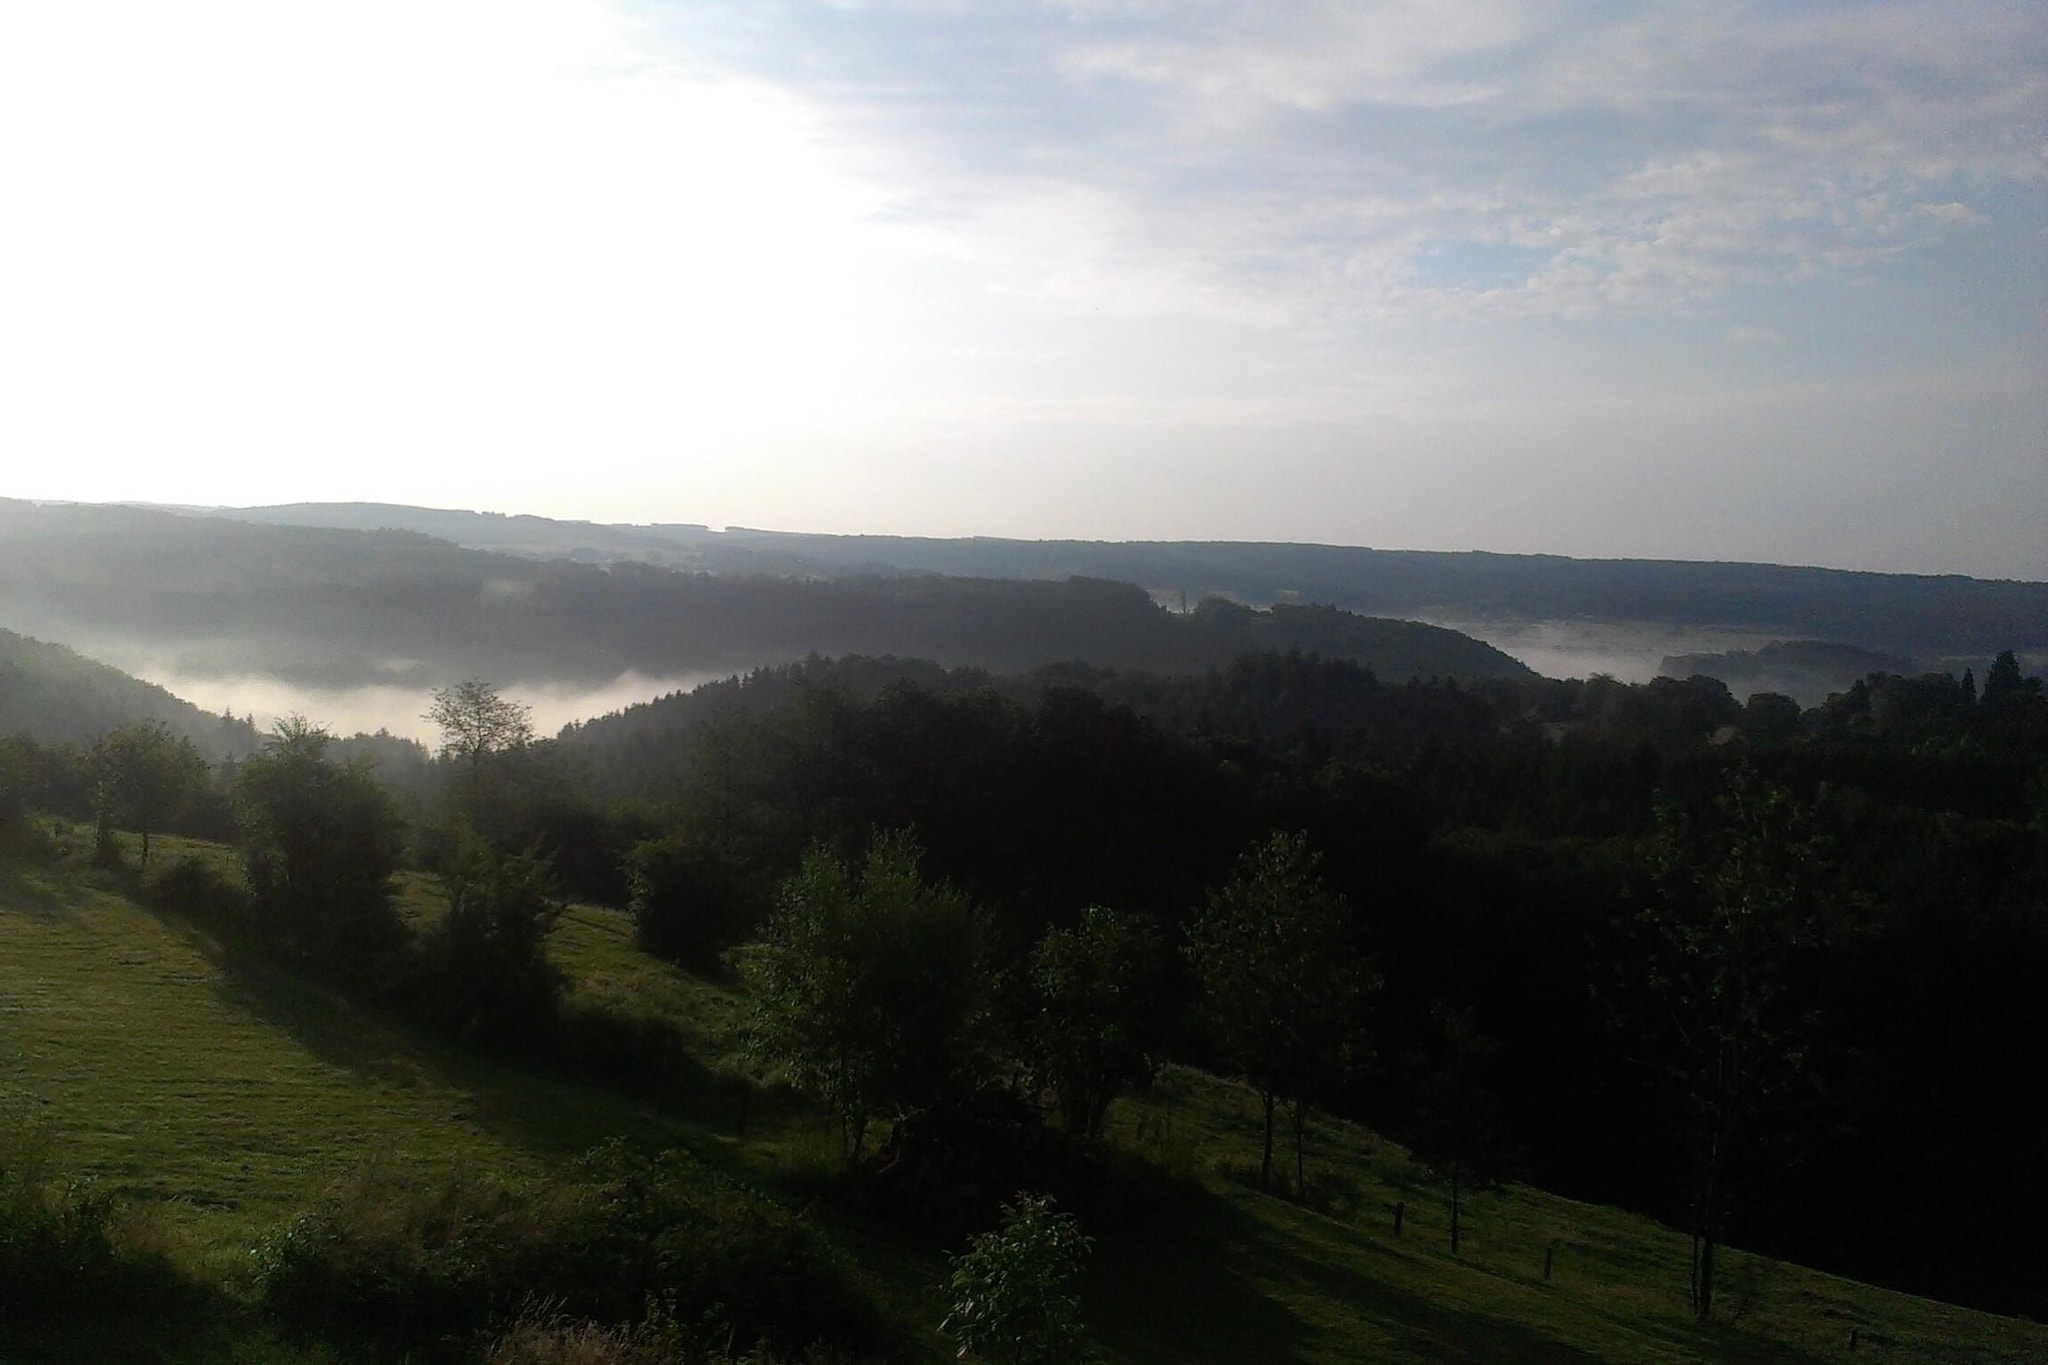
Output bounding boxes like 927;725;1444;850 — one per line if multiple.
31;495;2048;587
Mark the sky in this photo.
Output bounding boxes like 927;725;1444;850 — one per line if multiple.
1;1;2043;579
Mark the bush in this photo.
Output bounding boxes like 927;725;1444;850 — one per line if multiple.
626;832;762;976
253;1162;530;1354
484;1299;863;1365
941;1194;1092;1365
551;1001;710;1110
255;1144;884;1361
139;852;250;928
0;1117;188;1324
415;842;566;1047
862;1089;1094;1244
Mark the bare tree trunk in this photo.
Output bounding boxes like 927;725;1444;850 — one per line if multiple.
1292;1097;1308;1201
1693;1231;1717;1320
1450;1173;1462;1255
1692;1137;1724;1319
1259;1090;1276;1191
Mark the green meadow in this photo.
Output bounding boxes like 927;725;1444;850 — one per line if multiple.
2;831;2042;1364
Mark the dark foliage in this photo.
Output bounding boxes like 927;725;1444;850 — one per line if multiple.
234;718;408;975
627;831;764;975
560;645;2048;1317
254;1143;885;1363
412;842;567;1047
0;1124;195;1328
860;1090;1098;1246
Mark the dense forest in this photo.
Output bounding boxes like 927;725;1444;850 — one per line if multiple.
0;500;1530;688
0;627;262;757
6;633;2044;1333
177;500;2048;660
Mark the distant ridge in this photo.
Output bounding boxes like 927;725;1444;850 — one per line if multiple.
0;500;1533;690
179;501;2048;658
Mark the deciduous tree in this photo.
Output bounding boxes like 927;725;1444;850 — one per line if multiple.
90;721;208;865
235;717;405;970
1024;906;1164;1142
424;679;535;766
735;831;989;1160
1635;766;1831;1319
1407;1005;1513;1256
419;838;566;1044
1185;831;1367;1197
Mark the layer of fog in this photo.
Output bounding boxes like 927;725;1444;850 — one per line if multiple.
120;620;1797;743
79;616;1980;745
1419;619;1784;685
123;666;734;744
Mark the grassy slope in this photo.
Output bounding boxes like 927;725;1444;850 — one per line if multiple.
2;835;2042;1365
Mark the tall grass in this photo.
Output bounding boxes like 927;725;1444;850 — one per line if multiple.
0;1112;194;1326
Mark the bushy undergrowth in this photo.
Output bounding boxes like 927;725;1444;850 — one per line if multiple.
138;850;251;927
254;1142;884;1362
551;1000;710;1108
412;844;567;1048
0;1116;191;1326
484;1298;867;1365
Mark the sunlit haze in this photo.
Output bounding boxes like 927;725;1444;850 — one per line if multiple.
3;1;2042;578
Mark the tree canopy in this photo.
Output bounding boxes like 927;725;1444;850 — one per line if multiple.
234;717;405;971
736;832;990;1159
1185;830;1369;1196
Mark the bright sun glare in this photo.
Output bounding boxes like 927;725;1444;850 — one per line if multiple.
0;0;897;511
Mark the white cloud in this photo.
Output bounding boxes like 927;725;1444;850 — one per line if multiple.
647;1;2045;327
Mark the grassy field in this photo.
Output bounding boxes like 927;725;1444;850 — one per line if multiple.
3;832;2043;1364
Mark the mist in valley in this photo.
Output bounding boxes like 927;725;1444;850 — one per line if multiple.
65;617;1999;742
1417;619;1785;688
118;620;1770;742
100;655;733;745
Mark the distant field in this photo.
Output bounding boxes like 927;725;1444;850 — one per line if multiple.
3;834;2043;1364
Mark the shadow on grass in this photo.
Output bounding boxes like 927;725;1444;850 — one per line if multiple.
174;916;738;1170
1168;1181;1839;1365
0;854;95;920
1086;1183;1312;1365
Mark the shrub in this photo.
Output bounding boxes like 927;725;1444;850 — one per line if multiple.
626;832;762;976
255;1144;884;1361
252;1162;530;1355
551;1001;710;1111
140;852;250;928
862;1090;1093;1245
941;1194;1092;1365
0;1117;189;1324
415;842;566;1047
484;1298;861;1365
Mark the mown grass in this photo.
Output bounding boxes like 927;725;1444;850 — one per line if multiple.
4;830;2044;1364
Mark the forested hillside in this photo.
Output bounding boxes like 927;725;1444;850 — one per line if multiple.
0;628;260;757
551;648;2048;1318
5;626;2046;1360
190;501;2048;659
0;500;1530;688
